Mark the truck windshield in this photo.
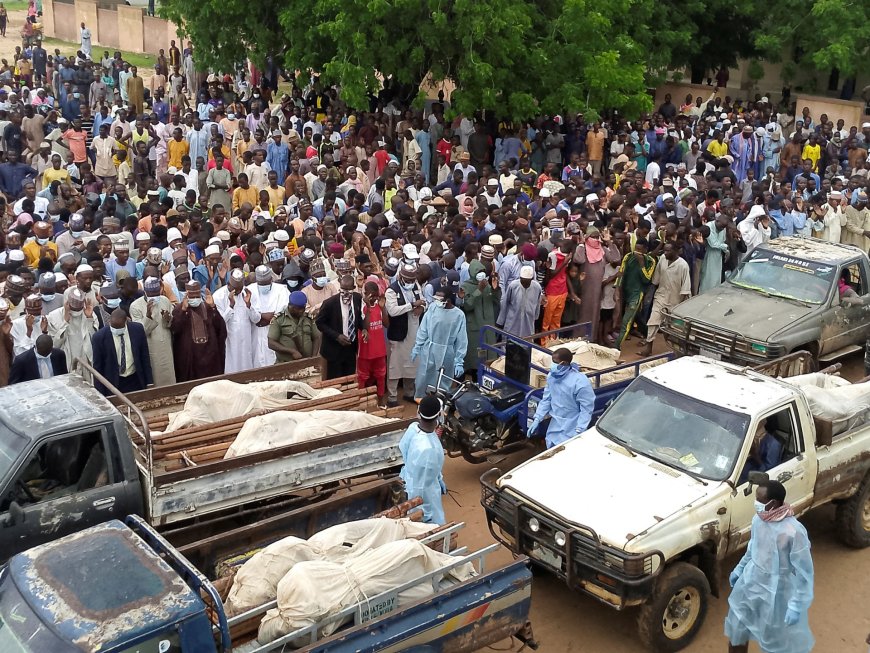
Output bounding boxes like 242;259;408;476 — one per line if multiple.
0;575;78;653
597;377;749;481
0;426;27;488
729;248;836;304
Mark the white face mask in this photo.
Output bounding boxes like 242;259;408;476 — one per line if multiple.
41;293;55;302
434;299;446;308
110;326;126;336
258;283;272;294
36;237;49;245
188;297;203;307
475;272;487;282
286;279;299;288
754;500;766;513
106;298;121;309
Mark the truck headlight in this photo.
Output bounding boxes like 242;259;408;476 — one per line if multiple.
670;318;686;331
528;517;540;533
554;531;567;547
750;343;767;354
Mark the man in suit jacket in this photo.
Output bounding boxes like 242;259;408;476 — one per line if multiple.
9;334;68;384
91;308;153;395
315;274;363;379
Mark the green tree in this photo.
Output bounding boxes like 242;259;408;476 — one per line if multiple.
160;0;655;119
754;0;870;77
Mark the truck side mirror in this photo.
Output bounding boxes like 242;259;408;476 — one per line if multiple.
2;501;24;527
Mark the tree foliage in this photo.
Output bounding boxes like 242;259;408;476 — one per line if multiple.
754;0;870;77
159;0;870;121
161;0;653;119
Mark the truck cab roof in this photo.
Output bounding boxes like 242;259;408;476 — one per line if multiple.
7;520;204;652
643;355;796;415
761;236;864;264
0;374;117;440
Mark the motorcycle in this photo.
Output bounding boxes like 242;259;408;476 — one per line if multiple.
430;369;539;464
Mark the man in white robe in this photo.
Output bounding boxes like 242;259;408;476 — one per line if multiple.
639;243;691;356
384;263;425;405
213;269;259;373
47;289;98;382
248;265;288;368
129;277;176;386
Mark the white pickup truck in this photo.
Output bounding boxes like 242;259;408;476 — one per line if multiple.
481;355;870;651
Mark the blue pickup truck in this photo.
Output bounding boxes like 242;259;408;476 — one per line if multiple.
435;324;673;463
0;516;536;653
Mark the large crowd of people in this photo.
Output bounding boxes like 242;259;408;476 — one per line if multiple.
0;26;868;403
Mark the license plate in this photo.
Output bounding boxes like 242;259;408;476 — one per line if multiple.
529;543;563;569
699;347;722;360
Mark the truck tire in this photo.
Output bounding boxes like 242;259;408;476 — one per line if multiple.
835;472;870;548
637;562;710;652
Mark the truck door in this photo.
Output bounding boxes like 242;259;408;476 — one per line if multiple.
822;260;870;354
726;403;816;553
0;426;126;561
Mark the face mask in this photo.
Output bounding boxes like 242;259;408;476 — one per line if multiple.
71;230;83;238
475;272;487;282
106;298;121;309
41;293;55;302
227;113;236;120
754;500;766;513
402;281;415;290
286;279;299;288
258;284;271;294
315;276;329;288
550;362;570;376
147;295;159;303
434;299;446;308
110;326;126;336
36;237;49;245
188;298;203;307
70;308;83;317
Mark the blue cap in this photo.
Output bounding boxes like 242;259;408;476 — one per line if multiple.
289;291;307;307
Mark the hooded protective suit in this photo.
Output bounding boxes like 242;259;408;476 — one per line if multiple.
725;512;814;653
411;301;467;398
528;363;595;448
398;423;446;524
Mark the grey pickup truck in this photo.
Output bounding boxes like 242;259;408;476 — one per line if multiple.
662;237;870;366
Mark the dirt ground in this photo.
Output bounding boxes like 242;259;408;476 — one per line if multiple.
443;340;870;652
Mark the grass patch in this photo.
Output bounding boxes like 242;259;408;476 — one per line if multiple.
3;2;31;11
41;37;156;70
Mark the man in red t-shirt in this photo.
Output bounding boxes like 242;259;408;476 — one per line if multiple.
358;281;390;408
542;237;575;342
373;140;391;176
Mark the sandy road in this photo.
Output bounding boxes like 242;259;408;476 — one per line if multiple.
443;345;870;652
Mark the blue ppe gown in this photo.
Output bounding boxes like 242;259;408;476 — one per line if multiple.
529;366;595;448
411;304;468;398
398;423;446;524
725;514;814;653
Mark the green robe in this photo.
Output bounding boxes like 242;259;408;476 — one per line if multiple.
461;260;501;372
615;252;656;347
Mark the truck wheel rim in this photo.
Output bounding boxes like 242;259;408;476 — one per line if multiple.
662;587;701;640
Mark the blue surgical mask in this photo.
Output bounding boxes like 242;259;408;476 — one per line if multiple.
227;113;236;120
286;279;299;288
315;276;329;288
754;500;766;513
402;281;415;290
71;230;83;238
188;298;203;307
110;326;126;336
475;272;487;282
258;284;272;294
106;298;121;309
36;237;49;245
41;293;55;302
550;362;570;376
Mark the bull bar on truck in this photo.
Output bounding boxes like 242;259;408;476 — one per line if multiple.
480;468;665;609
